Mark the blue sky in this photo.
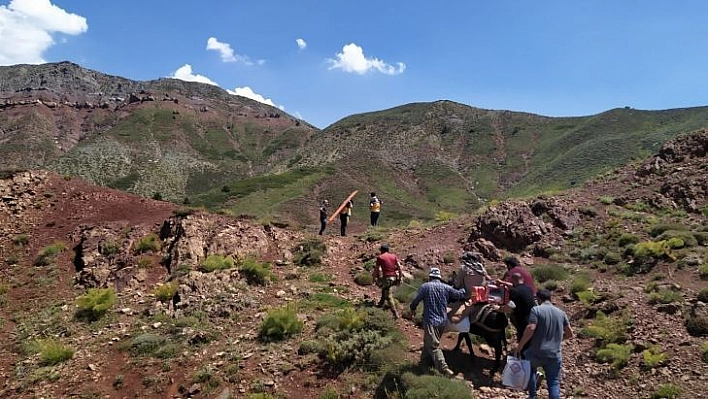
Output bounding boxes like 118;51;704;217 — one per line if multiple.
1;0;708;128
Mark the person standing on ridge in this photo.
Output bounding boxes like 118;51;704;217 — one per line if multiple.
514;289;573;399
369;192;381;226
409;267;467;377
372;243;402;318
339;199;352;236
318;200;329;235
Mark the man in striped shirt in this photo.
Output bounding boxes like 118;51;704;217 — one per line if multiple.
410;267;467;377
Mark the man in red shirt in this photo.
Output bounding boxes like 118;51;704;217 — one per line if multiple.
498;256;537;295
373;243;402;318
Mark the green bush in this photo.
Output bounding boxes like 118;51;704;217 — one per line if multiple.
699;265;708;281
318;388;340;399
259;305;303;342
298;340;323;355
542;280;559;291
12;234;29;246
595;343;632;369
651;383;683;399
649;223;689;237
29;338;75;366
598;196;614;205
393;273;426;304
694;231;708;245
359;229;386;243
153;282;178;302
293;238;326;267
580;312;629;345
618;233;640;247
570;273;592;294
685;308;708;336
129;333;167;356
100;241;121;256
697;288;708;303
633;241;672;258
642;345;668;369
434;211;457;222
701;342;708;363
135;233;161;254
309;273;331;283
192;366;220;391
239;258;274;285
76;288;116;321
576;290;600;307
658;230;698;247
201;254;235;272
354;272;374;286
603;252;622;265
399;372;473;399
33;241;67;266
647;290;683;305
532;264;569;283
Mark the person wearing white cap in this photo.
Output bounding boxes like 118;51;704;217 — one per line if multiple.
409;267;467;377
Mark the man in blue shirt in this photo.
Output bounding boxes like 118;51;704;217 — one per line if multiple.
514;289;573;399
410;267;467;377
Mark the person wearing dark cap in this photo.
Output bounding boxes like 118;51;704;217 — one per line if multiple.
506;273;537;344
499;256;537;296
409;267;467;377
514;289;573;399
318;200;329;235
372;243;402;318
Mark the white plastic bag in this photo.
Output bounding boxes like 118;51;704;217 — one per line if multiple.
445;317;471;333
501;355;531;390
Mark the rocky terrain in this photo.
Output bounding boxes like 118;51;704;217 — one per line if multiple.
0;130;707;399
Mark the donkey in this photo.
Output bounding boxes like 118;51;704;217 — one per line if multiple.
448;302;509;374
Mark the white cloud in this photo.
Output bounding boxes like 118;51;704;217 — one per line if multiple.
328;43;405;75
0;0;88;65
170;64;218;86
206;36;264;65
296;38;307;50
227;86;284;110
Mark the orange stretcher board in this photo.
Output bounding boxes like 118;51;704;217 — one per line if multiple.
327;190;358;223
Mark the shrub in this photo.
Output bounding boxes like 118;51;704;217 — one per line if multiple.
633;241;672;258
570;273;592;294
580;312;629;345
153;282;178;302
642;345;668;369
434;211;456;222
354;272;374;286
76;288;116;321
595;343;632;369
685;308;708;336
363;259;375;271
239;258;274;285
618;233;640;247
658;230;698;247
201;254;235;272
651;383;683;399
694;231;708;245
309;273;331;283
603;252;622;265
33;241;67;266
135;233;161;254
532;264;569;283
576;290;600;307
699;265;708;281
399;372;473;399
298;340;323;355
697;288;708;303
293;238;326;267
136;257;153;269
12;234;29;246
647;290;683;305
259;305;303;342
129;333;167;356
701;342;708;363
192;366;220;391
649;223;689;237
100;241;120;256
542;280;559;291
31;338;75;366
598;196;614;205
359;229;385;243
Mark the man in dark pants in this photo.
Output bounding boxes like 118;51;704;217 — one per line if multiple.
318;200;328;235
507;273;536;344
369;192;381;226
339;200;352;236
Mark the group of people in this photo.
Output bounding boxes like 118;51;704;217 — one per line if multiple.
318;192;381;236
374;246;572;399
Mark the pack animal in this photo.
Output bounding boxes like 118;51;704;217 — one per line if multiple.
448;302;509;374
